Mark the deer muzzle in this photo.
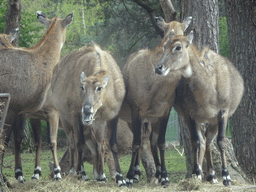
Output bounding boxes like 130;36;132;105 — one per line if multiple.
155;63;170;76
81;104;94;125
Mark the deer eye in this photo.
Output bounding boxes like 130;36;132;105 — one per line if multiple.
96;87;102;92
176;46;181;51
81;86;85;91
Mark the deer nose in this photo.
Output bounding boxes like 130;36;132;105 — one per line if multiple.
83;104;93;114
155;63;163;75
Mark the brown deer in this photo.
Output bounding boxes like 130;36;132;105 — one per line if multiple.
51;43;126;186
0;28;19;49
155;31;244;186
119;16;192;187
0;11;73;183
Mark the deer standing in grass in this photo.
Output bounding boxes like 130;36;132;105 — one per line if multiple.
120;16;192;187
51;43;126;186
155;31;244;186
0;11;73;183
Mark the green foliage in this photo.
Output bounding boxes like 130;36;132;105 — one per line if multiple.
17;0;105;56
19;0;54;47
94;0;163;67
0;0;8;33
219;16;230;58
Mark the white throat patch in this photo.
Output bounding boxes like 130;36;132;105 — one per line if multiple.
183;65;192;78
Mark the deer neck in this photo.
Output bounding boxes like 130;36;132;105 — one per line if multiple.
34;21;65;69
184;47;217;105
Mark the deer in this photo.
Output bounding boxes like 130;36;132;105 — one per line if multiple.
51;43;126;186
154;31;244;186
119;16;192;187
0;11;73;183
0;28;19;49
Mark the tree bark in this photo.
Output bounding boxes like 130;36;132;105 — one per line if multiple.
224;0;256;182
179;0;219;52
5;0;21;47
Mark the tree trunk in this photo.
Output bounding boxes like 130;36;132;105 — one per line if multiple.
5;0;21;47
180;0;219;52
224;0;256;182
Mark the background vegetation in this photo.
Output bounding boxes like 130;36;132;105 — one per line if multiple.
0;0;230;66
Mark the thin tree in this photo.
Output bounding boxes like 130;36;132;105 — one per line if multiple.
5;0;21;46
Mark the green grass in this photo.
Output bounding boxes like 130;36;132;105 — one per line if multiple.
3;146;186;183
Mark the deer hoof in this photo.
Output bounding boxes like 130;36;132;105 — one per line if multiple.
116;173;126;187
161;177;170;188
223;179;231;186
31;174;40;180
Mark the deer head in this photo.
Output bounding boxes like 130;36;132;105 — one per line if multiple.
155;31;194;77
155;16;192;37
36;11;73;50
80;71;109;125
0;28;19;49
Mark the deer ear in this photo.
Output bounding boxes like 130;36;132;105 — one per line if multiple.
155;16;166;32
37;11;49;26
63;12;74;27
182;16;192;32
186;31;194;47
7;28;19;42
80;71;86;83
103;76;109;88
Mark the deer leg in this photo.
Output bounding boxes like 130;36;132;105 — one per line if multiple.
0;111;15;186
126;108;141;187
60;117;75;175
108;116;126;187
157;115;170;187
14;114;26;183
140;121;155;183
92;120;106;182
188;117;205;180
217;110;231;186
74;118;88;181
205;124;218;184
30;119;42;180
151;128;161;181
133;148;141;183
47;111;61;180
94;142;106;181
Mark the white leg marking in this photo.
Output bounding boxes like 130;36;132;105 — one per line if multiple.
54;166;61;180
